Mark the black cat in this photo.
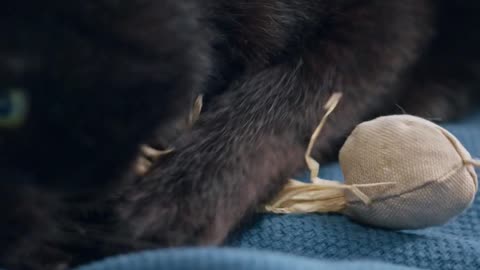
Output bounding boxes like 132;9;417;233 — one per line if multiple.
0;0;478;269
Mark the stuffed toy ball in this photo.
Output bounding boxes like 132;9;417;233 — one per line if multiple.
264;94;479;230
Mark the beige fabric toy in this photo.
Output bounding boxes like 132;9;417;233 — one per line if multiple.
264;94;479;230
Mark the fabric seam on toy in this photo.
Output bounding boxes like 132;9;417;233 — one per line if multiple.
347;163;467;205
438;128;478;190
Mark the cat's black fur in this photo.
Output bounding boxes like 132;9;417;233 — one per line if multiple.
0;0;479;269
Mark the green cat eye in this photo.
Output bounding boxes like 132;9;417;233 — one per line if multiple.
0;89;29;129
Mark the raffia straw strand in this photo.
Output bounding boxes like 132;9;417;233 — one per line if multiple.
264;181;397;213
305;93;343;180
141;145;174;159
271;182;341;208
264;198;346;214
140;95;202;159
134;156;152;175
316;180;396;205
189;95;203;125
465;159;480;167
267;178;396;212
135;95;204;176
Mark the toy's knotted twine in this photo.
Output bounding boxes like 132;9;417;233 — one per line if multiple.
264;93;480;214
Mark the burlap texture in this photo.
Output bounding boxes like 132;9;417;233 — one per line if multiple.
340;115;478;229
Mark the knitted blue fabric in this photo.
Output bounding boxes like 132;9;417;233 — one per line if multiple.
56;111;480;270
77;248;417;270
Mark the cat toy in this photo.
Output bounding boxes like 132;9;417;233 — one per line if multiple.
264;93;479;230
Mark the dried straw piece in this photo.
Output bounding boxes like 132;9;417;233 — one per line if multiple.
141;145;175;159
189;95;203;126
134;95;203;176
263;92;396;214
305;93;343;181
465;159;480;167
263;92;350;213
134;156;152;176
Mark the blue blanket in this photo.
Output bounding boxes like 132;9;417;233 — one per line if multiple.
78;112;479;270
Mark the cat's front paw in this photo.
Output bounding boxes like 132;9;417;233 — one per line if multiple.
116;154;231;248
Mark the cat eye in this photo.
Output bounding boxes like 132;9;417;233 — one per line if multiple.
0;89;29;129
